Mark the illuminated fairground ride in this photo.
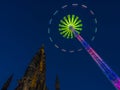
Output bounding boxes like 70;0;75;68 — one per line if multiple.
48;3;120;90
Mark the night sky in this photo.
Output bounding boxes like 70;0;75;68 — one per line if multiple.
0;0;120;90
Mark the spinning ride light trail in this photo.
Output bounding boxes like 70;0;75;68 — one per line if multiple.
69;26;120;90
48;4;98;53
48;3;120;89
59;14;83;39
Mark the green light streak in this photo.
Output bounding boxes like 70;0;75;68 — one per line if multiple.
58;14;83;39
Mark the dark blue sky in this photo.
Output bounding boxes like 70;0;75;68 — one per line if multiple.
0;0;120;90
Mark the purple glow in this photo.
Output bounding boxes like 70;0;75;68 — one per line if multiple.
71;28;120;90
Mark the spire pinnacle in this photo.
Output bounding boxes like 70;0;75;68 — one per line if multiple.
1;74;13;90
41;44;45;49
55;75;60;90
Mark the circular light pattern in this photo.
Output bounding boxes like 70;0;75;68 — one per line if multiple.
59;14;83;39
48;3;98;53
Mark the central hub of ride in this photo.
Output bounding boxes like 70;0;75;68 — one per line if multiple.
69;26;74;31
